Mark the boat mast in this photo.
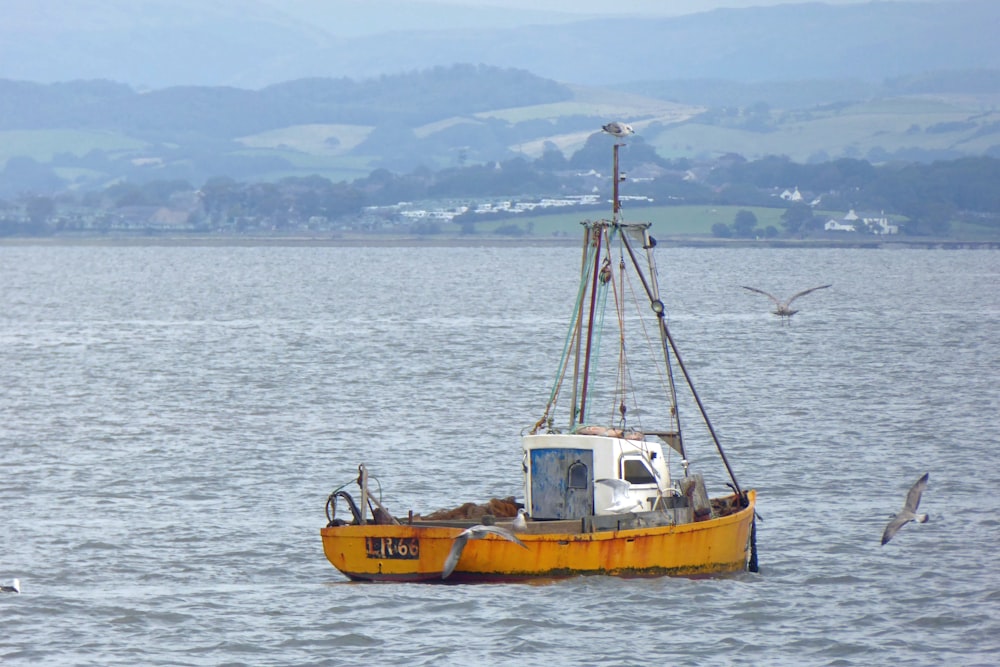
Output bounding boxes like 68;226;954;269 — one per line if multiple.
612;144;622;223
572;141;622;429
575;224;603;428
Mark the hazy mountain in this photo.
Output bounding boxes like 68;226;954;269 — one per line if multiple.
252;0;879;36
1;0;995;88
2;0;998;194
2;63;998;198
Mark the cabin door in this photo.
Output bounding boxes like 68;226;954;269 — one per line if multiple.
529;448;594;520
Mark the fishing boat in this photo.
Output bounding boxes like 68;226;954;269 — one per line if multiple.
320;129;758;582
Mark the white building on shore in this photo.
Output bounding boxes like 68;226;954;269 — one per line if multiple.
825;209;899;235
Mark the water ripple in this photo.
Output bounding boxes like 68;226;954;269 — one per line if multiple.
1;246;998;666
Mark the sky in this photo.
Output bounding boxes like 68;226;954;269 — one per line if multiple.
0;0;983;87
260;0;880;20
246;0;887;40
250;0;955;38
399;0;887;14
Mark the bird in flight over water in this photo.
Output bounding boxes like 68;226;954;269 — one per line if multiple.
441;524;528;579
742;284;832;323
881;472;929;545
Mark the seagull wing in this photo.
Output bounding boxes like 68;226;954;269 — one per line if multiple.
903;472;929;513
596;478;631;500
881;473;929;545
475;525;527;549
596;478;644;513
607;497;644;513
442;524;529;578
741;286;782;307
441;531;471;579
881;512;912;545
785;284;832;307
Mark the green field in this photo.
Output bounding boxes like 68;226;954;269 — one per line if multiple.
3;87;999;216
475;86;700;124
0;129;147;164
651;101;1000;162
237;124;374;156
442;205;798;237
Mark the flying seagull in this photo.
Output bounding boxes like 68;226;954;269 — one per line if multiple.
602;122;634;138
441;524;528;579
881;472;929;545
742;284;832;322
511;508;528;533
1;578;20;594
596;478;645;513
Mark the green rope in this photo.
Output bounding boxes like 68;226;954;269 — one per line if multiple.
581;275;610;424
545;241;598;407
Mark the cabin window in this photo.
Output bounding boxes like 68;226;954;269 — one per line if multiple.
622;458;657;485
567;460;589;489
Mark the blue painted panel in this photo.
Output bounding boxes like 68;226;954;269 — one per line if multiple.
529;448;594;520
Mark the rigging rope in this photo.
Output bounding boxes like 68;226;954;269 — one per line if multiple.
582;255;611;425
610;245;629;430
530;240;598;434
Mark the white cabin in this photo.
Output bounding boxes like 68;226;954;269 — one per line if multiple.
521;431;672;519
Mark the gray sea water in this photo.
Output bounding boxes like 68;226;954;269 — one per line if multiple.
1;243;998;666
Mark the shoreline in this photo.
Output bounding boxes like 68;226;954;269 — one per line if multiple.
1;234;997;249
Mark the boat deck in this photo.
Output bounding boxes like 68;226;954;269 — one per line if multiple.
400;492;744;535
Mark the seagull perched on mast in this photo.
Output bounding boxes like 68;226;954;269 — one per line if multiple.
742;284;832;323
881;472;929;545
602;121;634;138
441;524;528;579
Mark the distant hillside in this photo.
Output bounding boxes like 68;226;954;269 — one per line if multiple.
3;63;1000;195
620;71;1000;111
0;66;573;137
0;0;996;88
621;70;1000;163
0;66;694;190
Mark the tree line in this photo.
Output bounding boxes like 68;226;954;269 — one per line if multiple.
3;138;999;238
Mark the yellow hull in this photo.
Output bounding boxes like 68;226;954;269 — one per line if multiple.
321;491;756;582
